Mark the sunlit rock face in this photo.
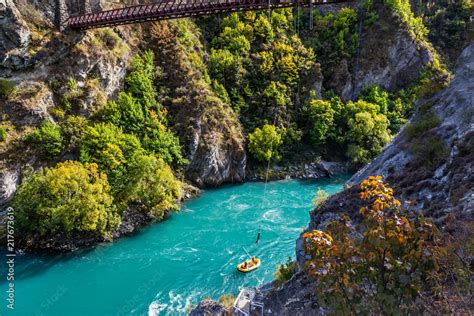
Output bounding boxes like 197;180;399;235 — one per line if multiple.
351;43;474;218
264;43;473;316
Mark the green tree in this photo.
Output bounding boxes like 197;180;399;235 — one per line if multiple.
60;115;87;150
208;48;244;91
79;123;143;181
28;120;64;157
142;121;186;167
0;127;6;142
345;101;391;164
307;99;336;146
360;85;411;133
248;124;283;162
13;161;119;237
121;154;182;219
125;50;157;110
103;92;145;136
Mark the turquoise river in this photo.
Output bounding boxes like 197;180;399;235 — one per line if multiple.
1;176;349;316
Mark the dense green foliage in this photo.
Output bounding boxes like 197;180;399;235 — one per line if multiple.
102;51;185;166
60;115;87;150
79;122;143;184
28;120;64;157
206;11;316;132
0;79;16;99
307;99;336;146
302;8;358;78
77;52;183;217
16;52;184;238
345;100;391;164
305;96;392;164
0;127;6;142
423;0;471;63
121;154;182;219
274;257;297;285
204;9;422;164
359;85;414;133
303;176;471;314
13;161;119;237
248;124;283;162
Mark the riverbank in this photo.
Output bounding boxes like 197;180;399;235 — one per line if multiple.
2;181;201;253
246;160;348;182
5;159;346;253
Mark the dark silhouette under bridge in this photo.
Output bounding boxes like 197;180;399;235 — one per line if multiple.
68;0;352;29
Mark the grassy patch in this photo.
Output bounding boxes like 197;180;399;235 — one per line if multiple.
410;135;448;169
274;257;297;286
0;127;6;142
0;80;16;99
405;111;441;140
218;294;235;310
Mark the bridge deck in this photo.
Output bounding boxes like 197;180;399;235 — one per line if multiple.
68;0;352;29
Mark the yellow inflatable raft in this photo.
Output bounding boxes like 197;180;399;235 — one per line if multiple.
237;258;261;272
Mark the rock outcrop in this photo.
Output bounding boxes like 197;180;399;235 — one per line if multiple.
188;298;227;316
246;160;347;182
148;20;246;188
0;1;132;208
350;43;473;218
324;3;434;100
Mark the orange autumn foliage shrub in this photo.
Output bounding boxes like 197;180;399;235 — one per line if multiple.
303;176;472;314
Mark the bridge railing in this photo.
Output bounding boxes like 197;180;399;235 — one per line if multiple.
68;0;351;29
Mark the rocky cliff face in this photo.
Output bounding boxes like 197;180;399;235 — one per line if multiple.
323;3;435;100
350;43;473;218
147;20;246;187
0;2;246;215
262;43;473;316
0;0;132;208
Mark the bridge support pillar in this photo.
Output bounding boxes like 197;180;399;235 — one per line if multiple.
54;0;69;31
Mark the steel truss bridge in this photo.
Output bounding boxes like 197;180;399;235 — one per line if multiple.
68;0;352;29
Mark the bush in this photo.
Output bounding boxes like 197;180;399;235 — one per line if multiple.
0;127;6;142
274;257;297;286
410;135;448;169
120;154;181;218
28;120;64;157
345;101;391;164
307;99;335;146
218;294;236;309
62;78;84;111
303;176;469;314
60;115;87;150
79;122;143;177
13;161;120;238
312;189;329;207
405;111;441;140
248;124;283;162
0;79;16;99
